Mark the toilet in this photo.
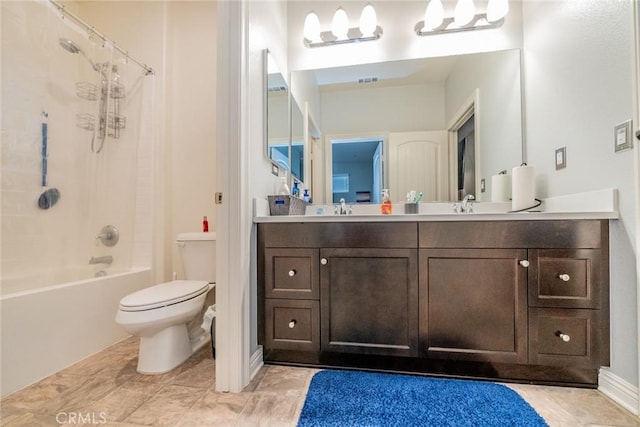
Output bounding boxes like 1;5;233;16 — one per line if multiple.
115;232;216;374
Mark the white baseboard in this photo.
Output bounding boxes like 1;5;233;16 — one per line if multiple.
250;346;264;381
599;368;639;415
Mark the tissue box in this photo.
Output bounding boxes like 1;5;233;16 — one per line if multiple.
268;195;307;216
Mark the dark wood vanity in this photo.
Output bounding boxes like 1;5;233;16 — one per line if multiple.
257;220;610;387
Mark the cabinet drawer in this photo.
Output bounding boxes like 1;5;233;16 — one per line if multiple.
529;249;600;308
265;299;319;351
529;308;599;368
265;248;319;299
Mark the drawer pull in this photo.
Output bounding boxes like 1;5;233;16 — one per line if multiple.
556;331;571;342
558;274;570;282
321;258;328;265
519;260;530;268
288;320;297;329
288;269;296;277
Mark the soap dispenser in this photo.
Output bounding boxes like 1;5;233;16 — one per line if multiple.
381;189;392;214
278;177;290;195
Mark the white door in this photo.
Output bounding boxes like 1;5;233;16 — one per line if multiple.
388;131;448;202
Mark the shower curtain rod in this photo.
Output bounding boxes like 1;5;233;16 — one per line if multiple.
49;0;155;76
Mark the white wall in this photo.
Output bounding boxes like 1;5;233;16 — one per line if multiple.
166;2;217;280
321;83;445;134
522;0;638;389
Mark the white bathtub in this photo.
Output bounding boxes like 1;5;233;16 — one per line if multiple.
0;268;153;397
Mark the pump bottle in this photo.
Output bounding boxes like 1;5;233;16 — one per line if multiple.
381;189;392;214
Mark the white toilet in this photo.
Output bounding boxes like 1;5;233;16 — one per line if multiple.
115;232;216;374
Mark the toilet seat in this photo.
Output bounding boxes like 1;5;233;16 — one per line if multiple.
119;280;209;312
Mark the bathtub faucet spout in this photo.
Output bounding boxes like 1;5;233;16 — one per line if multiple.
89;255;113;265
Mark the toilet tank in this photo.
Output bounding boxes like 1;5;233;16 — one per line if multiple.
176;232;216;282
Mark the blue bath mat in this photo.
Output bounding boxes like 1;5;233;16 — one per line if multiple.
298;370;547;426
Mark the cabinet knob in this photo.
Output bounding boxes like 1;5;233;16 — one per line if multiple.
559;274;570;282
321;258;328;265
288;320;297;329
288;269;296;277
519;260;530;268
557;332;571;342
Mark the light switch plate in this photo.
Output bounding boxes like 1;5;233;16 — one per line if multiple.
555;146;566;170
480;178;486;193
614;120;633;152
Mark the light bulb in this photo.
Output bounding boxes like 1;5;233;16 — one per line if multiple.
454;0;475;27
303;11;321;42
423;0;444;31
486;0;509;22
331;7;349;40
359;3;377;37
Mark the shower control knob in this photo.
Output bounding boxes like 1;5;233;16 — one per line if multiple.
519;260;530;268
321;258;328;265
288;270;296;277
559;274;570;282
288;320;297;329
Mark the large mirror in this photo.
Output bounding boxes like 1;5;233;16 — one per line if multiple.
290;97;304;182
265;50;290;171
292;48;523;203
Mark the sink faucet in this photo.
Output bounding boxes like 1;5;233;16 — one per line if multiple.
461;194;475;213
453;194;475;214
335;198;352;215
89;255;113;265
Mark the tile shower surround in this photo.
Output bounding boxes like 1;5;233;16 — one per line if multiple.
1;337;639;426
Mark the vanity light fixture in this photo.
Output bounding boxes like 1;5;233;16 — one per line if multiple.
416;0;508;36
303;3;383;48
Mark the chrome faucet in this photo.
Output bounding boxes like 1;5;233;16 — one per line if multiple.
453;194;475;214
461;194;475;213
334;198;352;215
89;255;113;265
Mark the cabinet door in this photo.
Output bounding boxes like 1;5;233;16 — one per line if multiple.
320;248;419;357
420;249;528;364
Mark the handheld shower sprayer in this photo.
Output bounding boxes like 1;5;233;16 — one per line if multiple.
58;38;101;72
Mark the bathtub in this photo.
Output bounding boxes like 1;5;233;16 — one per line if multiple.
0;267;153;397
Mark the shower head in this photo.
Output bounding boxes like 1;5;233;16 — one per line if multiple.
58;37;101;72
59;38;81;54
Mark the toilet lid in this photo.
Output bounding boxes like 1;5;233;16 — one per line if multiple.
119;280;210;311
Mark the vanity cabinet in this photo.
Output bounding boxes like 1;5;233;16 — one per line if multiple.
259;222;417;357
257;219;609;386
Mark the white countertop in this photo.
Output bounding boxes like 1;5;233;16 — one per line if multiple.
253;189;619;223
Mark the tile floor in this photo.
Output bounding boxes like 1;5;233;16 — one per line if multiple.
1;337;639;426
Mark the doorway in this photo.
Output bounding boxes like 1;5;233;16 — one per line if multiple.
457;115;476;200
327;138;384;204
447;89;480;201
